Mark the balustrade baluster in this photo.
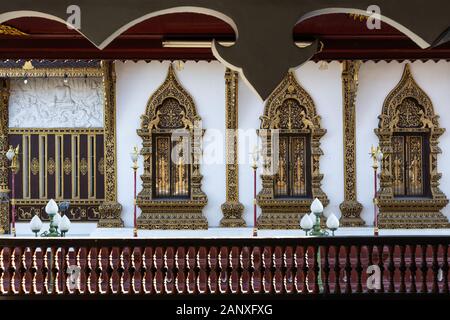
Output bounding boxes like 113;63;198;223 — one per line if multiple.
344;245;352;294
399;245;406;294
12;247;22;294
409;245;417;294
197;247;208;294
420;244;428;293
251;247;262;294
33;247;44;294
87;247;98;294
229;246;240;294
77;247;87;294
142;247;153;294
322;245;330;294
313;246;320;294
109;247;120;294
208;247;218;294
431;244;439;294
175;247;186;294
154;247;164;294
218;247;229;294
294;246;303;293
273;246;284;294
55;247;66;294
186;247;196;294
333;246;341;294
66;247;77;294
131;247;143;294
387;245;395;293
44;247;55;294
262;246;273;294
22;247;33;294
442;244;449;294
377;245;385;293
240;246;251;294
120;247;131;294
366;245;373;293
164;247;175;294
98;247;110;294
284;246;294;294
355;245;363;293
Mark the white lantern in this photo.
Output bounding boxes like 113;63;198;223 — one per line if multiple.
310;198;323;214
130;146;139;162
59;215;71;235
45;199;59;215
29;215;42;236
326;213;340;236
52;213;61;228
300;214;314;234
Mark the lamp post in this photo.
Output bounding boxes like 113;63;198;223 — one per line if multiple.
130;146;140;238
251;146;259;237
370;145;383;237
6;145;19;237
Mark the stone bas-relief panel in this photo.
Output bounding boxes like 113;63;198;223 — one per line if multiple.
9;77;104;128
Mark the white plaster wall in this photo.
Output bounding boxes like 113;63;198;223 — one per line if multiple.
115;61;226;227
116;60;343;228
238;61;344;226
356;60;450;225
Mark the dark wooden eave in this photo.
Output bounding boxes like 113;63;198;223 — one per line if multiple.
1;13;450;61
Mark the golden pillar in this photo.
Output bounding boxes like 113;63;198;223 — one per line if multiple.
339;61;365;227
220;69;246;227
0;78;10;234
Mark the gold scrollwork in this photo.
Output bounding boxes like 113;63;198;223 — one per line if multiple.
80;158;88;176
339;61;365;227
136;64;208;230
63;157;72;175
375;64;449;229
47;158;56;175
31;158;39;175
257;72;329;229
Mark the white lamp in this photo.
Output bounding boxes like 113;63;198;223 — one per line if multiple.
29;215;43;237
59;215;71;237
310;198;324;215
300;214;314;235
326;213;340;236
52;213;61;228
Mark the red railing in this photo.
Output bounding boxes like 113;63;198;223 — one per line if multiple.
0;237;448;297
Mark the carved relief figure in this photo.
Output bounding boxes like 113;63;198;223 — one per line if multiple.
148;110;161;130
419;109;434;130
300;110;315;130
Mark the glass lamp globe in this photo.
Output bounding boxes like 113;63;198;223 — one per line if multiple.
300;214;313;235
326;213;340;236
52;213;62;228
59;215;71;235
45;199;59;215
310;198;324;215
29;215;43;236
130;146;139;162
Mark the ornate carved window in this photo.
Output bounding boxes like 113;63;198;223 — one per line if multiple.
0;60;118;224
137;65;208;230
375;65;448;229
257;72;328;229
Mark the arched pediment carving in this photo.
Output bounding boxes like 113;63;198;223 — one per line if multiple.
140;64;201;132
136;64;208;230
260;72;321;131
257;71;328;229
375;64;448;229
378;64;439;132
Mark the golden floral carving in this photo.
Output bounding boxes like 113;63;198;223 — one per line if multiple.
98;157;104;175
47;158;55;175
375;64;449;229
63;158;72;175
80;158;88;175
257;72;329;229
31;158;39;175
220;69;245;227
339;61;365;227
0;24;27;36
136;64;208;230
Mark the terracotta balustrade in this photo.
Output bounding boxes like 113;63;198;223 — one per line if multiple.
0;237;448;297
